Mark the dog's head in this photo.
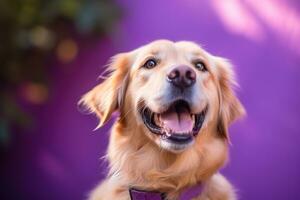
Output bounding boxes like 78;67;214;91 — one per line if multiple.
80;40;245;153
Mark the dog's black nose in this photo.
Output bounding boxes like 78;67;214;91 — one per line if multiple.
167;65;196;89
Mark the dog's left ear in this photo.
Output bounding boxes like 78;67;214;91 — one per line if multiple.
78;53;130;128
215;57;246;140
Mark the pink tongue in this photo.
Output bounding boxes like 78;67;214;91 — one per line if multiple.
160;108;193;133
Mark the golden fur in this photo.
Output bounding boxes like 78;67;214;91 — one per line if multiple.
79;40;245;200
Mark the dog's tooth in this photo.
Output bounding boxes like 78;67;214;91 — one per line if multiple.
165;130;172;137
158;114;162;125
154;114;160;125
162;132;168;139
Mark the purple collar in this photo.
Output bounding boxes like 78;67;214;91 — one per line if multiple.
129;188;166;200
129;183;203;200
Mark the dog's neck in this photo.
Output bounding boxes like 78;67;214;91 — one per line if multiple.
107;119;227;199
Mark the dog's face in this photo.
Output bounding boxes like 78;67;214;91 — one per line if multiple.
80;40;245;153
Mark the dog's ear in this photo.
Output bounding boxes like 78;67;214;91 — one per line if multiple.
79;53;130;128
215;57;245;140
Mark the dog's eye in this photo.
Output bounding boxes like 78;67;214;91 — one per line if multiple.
194;61;207;72
143;59;157;69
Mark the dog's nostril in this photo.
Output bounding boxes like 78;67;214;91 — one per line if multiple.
186;70;196;81
168;70;180;80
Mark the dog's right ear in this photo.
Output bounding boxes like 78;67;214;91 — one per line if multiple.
78;53;131;128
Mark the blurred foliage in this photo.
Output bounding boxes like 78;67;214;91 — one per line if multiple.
0;0;121;146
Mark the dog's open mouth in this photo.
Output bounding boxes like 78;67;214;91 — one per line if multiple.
141;100;207;144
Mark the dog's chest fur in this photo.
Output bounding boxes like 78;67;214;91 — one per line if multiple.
106;122;228;199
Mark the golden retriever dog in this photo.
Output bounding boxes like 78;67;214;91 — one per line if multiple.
79;40;245;200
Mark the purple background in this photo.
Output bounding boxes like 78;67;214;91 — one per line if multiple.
1;0;300;199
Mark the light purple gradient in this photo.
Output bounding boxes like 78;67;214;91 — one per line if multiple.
1;0;300;199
